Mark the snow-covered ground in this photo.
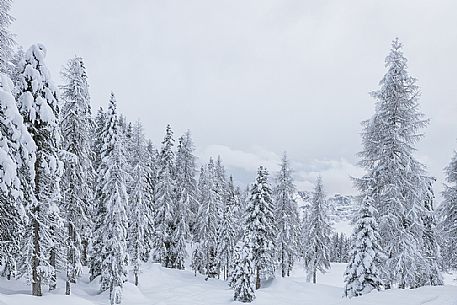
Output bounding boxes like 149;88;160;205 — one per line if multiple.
1;263;456;305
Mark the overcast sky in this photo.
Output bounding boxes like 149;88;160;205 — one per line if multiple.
10;0;457;197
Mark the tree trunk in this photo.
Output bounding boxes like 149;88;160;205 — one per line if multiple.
66;281;71;295
281;247;285;278
66;223;75;295
49;245;56;291
81;238;88;266
312;269;316;284
135;272;139;286
32;217;42;296
256;266;261;289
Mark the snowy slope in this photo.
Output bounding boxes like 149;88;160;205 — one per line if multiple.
1;263;456;305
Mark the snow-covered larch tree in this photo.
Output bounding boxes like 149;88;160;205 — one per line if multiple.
60;56;95;295
355;38;438;288
273;152;300;277
17;44;63;296
303;177;331;284
245;166;276;289
344;180;383;297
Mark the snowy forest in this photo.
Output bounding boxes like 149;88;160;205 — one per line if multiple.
1;1;457;305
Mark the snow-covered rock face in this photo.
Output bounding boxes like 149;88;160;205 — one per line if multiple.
327;194;356;222
296;191;356;222
296;191;356;235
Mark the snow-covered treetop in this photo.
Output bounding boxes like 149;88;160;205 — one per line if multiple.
100;93;119;161
0;0;14;73
0;72;35;198
60;56;90;112
18;44;60;128
371;38;428;148
445;151;457;185
159;124;175;174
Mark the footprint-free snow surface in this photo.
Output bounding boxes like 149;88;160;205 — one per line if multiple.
0;263;456;305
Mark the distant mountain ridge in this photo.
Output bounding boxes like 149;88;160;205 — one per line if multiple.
296;191;356;235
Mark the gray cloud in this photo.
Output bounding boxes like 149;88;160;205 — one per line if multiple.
10;0;457;197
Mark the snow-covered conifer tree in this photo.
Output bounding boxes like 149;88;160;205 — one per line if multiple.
231;234;256;303
344;180;383;297
90;94;117;283
127;121;148;285
92;107;106;173
273;153;300;277
175;130;197;239
143;140;158;263
171;130;197;269
153;124;177;268
17;44;63;296
93;95;129;304
60;56;95;295
0;0;14;73
355;39;437;288
245;166;276;289
440;149;457;270
418;177;443;286
192;159;221;278
0;72;35;280
218;175;241;280
303;177;331;284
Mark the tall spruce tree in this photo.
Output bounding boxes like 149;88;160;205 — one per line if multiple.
90;94;117;282
17;44;63;296
60;56;95;295
172;130;197;269
175;130;197;239
153;124;177;268
440;149;457;270
0;0;14;73
0;72;35;280
344;180;383;297
273;153;300;277
245;166;276;289
218;175;241;280
127;121;148;285
143;140;158;263
192;158;221;278
355;39;438;288
93;95;129;304
303;177;331;284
